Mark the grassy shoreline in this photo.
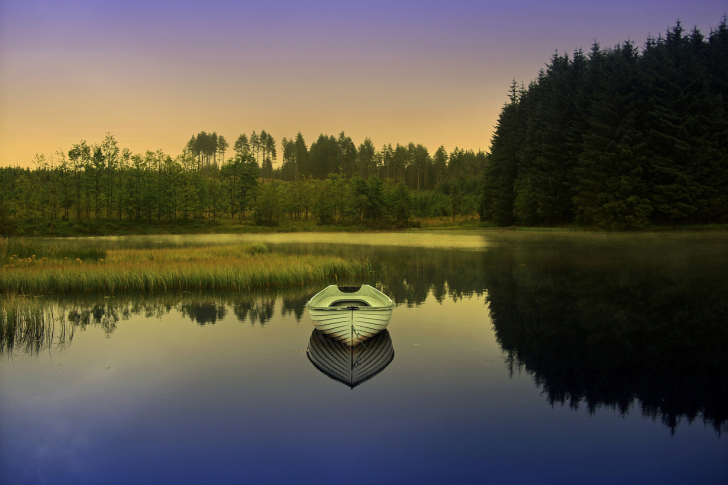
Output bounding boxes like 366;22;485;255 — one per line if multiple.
0;216;476;237
0;241;366;295
2;215;726;237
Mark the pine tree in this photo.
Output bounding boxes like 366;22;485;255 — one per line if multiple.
480;80;524;225
573;42;653;229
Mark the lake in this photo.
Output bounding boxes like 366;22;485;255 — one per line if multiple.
1;231;727;484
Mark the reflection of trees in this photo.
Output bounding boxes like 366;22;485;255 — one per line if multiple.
272;242;488;306
67;302;119;336
233;290;312;325
0;286;320;356
180;303;227;325
309;234;728;433
232;298;274;326
483;242;728;434
4;235;727;436
280;294;309;322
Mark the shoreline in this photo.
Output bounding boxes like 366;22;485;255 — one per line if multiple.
0;242;366;296
1;217;726;238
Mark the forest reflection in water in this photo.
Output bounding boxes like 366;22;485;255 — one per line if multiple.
2;232;727;435
0;287;315;356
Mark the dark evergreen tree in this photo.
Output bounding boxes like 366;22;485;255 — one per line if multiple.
480;18;727;228
480;81;524;225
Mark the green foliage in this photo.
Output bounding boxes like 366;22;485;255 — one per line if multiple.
254;183;282;226
365;176;385;220
1;238;106;264
25;17;728;233
389;183;412;223
1;119;491;234
0;244;365;295
480;86;522;226
411;190;450;217
481;18;728;228
314;190;335;224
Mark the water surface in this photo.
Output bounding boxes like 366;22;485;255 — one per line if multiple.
2;231;727;484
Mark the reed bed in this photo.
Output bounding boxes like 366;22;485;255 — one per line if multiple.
0;294;73;355
0;237;106;263
0;242;366;295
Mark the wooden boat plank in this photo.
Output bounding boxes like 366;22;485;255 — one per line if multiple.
307;285;394;347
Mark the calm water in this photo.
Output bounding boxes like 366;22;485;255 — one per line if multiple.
1;231;727;484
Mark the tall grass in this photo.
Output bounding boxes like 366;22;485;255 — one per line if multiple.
0;237;106;263
0;242;366;295
0;294;74;355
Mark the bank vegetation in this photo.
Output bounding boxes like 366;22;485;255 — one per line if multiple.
0;238;365;295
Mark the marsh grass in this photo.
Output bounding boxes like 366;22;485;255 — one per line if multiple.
0;242;366;295
1;237;106;264
0;294;74;356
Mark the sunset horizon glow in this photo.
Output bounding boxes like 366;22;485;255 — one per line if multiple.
0;0;724;167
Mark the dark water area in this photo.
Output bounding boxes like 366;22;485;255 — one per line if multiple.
2;231;727;484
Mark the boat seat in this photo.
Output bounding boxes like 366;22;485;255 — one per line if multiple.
329;300;371;307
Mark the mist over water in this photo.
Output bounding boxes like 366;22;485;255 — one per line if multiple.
2;231;727;484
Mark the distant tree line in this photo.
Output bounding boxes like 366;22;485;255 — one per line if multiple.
0;130;483;234
480;19;728;228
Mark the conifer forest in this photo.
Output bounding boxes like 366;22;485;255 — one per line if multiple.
480;19;728;228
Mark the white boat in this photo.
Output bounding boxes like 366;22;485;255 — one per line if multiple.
305;285;395;346
307;329;394;389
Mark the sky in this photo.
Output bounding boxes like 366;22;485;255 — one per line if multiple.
0;0;725;167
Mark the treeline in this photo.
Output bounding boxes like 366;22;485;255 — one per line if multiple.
277;134;485;190
5;19;723;232
480;19;728;228
0;132;482;234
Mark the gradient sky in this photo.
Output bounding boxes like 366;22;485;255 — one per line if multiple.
0;0;725;167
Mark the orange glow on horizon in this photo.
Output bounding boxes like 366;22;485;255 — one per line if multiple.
1;1;723;167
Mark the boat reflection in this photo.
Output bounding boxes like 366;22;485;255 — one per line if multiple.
307;329;394;389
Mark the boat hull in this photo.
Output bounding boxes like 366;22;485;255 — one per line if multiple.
309;308;393;346
306;285;395;346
